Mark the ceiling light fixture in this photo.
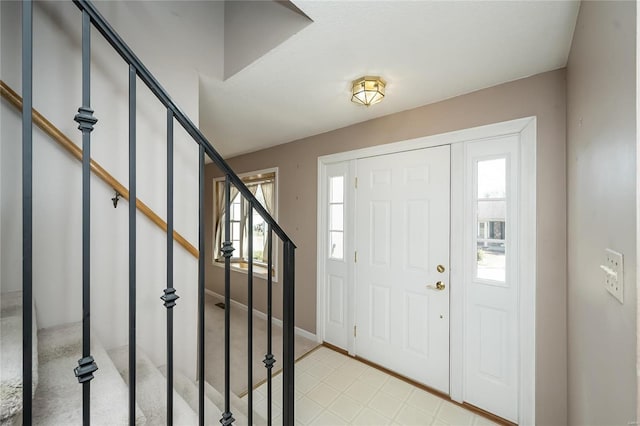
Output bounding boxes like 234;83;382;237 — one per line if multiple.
351;76;386;106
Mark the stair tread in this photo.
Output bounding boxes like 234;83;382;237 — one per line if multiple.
109;346;197;425
1;291;23;318
202;379;267;426
1;291;38;425
157;365;224;425
158;365;267;426
32;322;146;425
157;364;267;426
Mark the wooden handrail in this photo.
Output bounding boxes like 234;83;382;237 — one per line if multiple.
0;80;199;258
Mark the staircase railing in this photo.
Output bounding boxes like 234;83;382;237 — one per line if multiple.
20;0;297;424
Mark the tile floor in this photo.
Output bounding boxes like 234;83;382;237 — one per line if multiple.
247;346;499;426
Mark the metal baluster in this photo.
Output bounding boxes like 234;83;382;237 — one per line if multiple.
22;1;33;422
198;145;206;426
247;202;254;425
282;241;296;426
161;109;179;425
73;9;99;425
221;176;235;426
58;4;299;424
263;226;275;425
128;64;137;425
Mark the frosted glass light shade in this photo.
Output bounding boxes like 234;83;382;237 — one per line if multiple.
351;76;386;106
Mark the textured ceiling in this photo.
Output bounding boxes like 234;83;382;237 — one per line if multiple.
199;1;580;158
108;0;578;159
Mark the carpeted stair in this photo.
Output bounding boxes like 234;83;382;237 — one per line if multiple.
109;345;197;425
33;322;146;425
1;290;274;425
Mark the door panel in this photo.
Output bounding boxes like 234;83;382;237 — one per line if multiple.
327;275;345;326
406;200;430;271
404;292;430;357
370;201;391;266
477;305;507;380
355;146;450;393
370;285;390;342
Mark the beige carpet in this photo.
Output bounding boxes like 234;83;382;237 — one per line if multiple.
204;293;318;397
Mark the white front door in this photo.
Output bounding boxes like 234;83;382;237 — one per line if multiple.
354;145;450;393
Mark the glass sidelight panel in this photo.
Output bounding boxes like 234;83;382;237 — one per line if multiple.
330;176;344;203
476;158;506;282
330;231;344;259
328;176;345;260
477;158;506;199
330;204;344;231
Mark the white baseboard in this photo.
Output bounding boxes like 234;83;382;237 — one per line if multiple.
204;289;318;342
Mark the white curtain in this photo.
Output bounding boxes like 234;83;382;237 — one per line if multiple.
214;181;238;260
241;184;259;259
260;181;275;263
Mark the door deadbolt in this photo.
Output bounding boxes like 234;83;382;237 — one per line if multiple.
436;264;445;273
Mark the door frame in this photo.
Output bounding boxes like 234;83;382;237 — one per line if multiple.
316;116;536;425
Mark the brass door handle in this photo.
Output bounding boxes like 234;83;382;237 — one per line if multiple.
427;281;446;291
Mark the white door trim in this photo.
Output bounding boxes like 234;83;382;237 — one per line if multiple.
449;143;465;402
518;118;537;425
316;116;536;425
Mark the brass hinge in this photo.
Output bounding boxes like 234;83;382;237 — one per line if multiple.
353;325;357;337
354;251;357;263
355;177;358;189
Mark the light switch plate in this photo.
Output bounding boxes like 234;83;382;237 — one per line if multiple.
603;248;624;303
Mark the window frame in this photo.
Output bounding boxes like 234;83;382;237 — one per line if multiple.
212;167;279;281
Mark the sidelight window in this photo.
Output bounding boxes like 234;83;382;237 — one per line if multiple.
476;158;507;282
328;176;345;260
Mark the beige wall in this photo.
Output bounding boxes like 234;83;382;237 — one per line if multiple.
205;69;567;423
567;1;637;424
